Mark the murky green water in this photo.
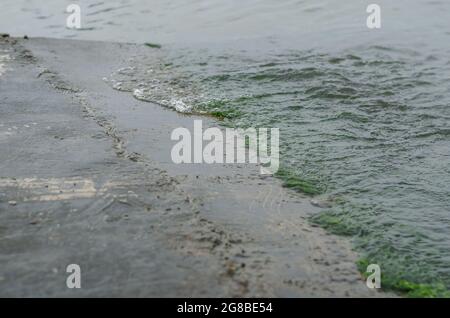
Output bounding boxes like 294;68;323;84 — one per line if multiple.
107;42;450;293
2;0;450;295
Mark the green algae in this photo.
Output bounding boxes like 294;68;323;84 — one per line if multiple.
209;110;239;120
144;42;162;49
311;211;360;236
311;208;450;298
275;168;324;195
197;100;242;120
356;258;450;298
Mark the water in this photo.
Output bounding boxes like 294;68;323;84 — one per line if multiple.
2;0;450;293
0;54;11;77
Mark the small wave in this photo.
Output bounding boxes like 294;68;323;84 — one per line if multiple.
132;88;192;113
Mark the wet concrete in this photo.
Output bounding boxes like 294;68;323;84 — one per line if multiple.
0;36;386;297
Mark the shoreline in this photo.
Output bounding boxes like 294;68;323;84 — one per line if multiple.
0;36;385;297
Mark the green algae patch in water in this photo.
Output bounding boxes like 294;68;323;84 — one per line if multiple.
313;207;450;297
275;168;323;195
314;209;450;297
196;100;242;121
356;258;450;298
209;110;237;120
144;42;162;49
395;281;450;298
310;210;360;236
